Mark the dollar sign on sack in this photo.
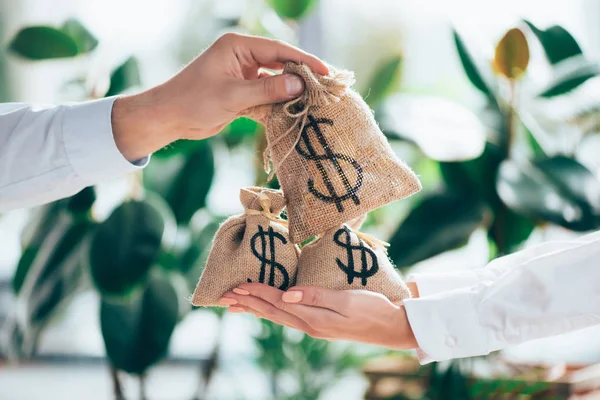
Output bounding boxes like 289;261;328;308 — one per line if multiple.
333;226;378;286
249;225;290;290
295;115;363;212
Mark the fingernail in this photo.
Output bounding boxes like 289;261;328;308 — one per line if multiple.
282;291;303;303
228;306;245;313
218;298;238;306
233;288;250;295
285;75;304;96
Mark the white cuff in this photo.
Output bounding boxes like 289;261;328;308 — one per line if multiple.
408;271;481;297
62;97;149;184
404;288;489;364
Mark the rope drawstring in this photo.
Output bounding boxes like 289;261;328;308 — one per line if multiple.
355;230;390;252
258;63;355;182
244;192;288;227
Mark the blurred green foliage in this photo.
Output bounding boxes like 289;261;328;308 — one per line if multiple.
4;3;600;400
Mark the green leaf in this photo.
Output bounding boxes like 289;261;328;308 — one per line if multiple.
144;141;215;225
100;272;181;374
14;214;92;354
13;189;95;294
9;26;79;60
378;94;486;161
500;210;535;254
222;117;260;149
440;141;507;208
268;0;317;20
105;56;141;97
525;127;546;158
539;68;598;97
388;191;489;269
60;19;98;54
67;186;96;214
453;29;494;98
524;20;583;65
496;156;600;231
89;200;172;296
364;55;402;108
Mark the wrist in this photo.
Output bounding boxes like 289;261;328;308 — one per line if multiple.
394;305;418;349
111;87;179;161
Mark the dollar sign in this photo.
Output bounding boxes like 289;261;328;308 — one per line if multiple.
333;226;378;286
249;225;290;290
295;115;363;213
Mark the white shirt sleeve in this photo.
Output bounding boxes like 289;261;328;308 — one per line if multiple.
403;230;600;364
0;97;149;212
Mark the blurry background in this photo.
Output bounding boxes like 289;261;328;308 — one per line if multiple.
1;0;600;399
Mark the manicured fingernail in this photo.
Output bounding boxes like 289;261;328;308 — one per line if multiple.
218;298;237;306
282;291;303;303
233;288;250;295
228;306;245;313
285;75;304;96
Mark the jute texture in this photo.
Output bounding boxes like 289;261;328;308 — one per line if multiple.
295;221;411;302
260;62;422;243
191;187;299;307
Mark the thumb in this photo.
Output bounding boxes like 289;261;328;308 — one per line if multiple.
239;73;304;109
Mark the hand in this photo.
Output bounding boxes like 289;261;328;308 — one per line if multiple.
111;33;328;161
219;283;419;350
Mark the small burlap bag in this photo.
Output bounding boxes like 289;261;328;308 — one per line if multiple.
248;62;421;243
191;187;299;307
295;217;411;302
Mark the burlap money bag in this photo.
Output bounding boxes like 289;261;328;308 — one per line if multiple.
191;187;299;307
253;62;421;243
295;218;411;302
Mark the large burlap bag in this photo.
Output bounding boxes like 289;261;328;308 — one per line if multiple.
191;187;299;307
295;217;411;302
252;62;421;243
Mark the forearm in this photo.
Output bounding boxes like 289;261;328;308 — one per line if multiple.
404;232;600;363
0;98;148;212
111;86;178;162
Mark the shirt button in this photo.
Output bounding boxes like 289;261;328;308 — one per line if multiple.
445;336;457;348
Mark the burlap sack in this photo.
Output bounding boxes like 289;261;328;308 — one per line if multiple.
191;187;299;307
295;218;411;302
253;62;421;243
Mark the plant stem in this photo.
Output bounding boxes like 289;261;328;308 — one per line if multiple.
139;374;147;400
110;365;125;400
494;79;518;257
193;312;224;400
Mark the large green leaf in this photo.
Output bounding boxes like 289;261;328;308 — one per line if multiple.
524;20;583;65
14;214;92;354
9;26;79;60
105;56;141;97
13;187;96;294
363;55;402;108
60;19;98;54
539;66;599;97
144;141;215;225
268;0;317;20
388;191;489;269
496;156;600;231
453;29;494;99
89;200;172;296
222;117;260;149
100;272;181;375
491;208;536;255
378;94;486;161
440;141;506;207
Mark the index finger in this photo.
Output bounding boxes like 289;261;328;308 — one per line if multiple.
241;35;329;76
